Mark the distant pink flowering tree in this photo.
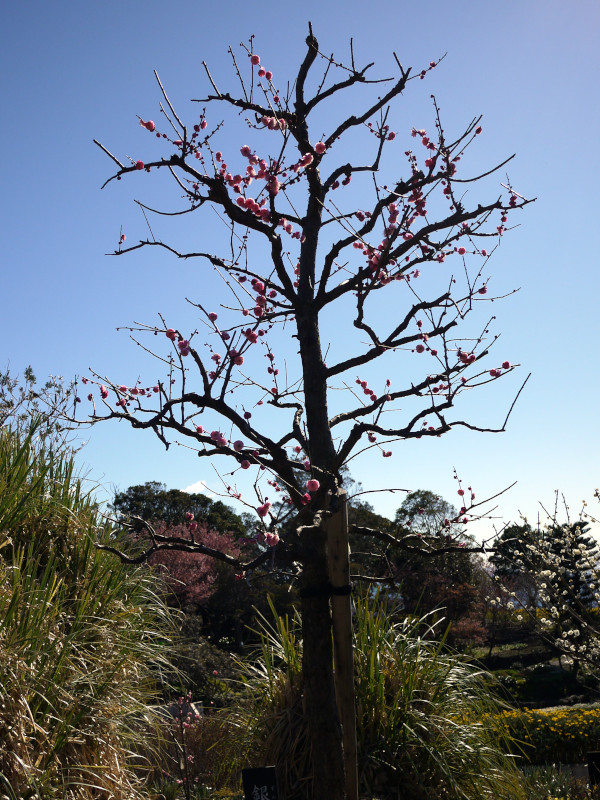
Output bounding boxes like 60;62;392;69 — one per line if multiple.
146;522;243;608
84;24;532;800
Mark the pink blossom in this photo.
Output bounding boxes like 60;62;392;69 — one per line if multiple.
135;160;144;170
250;54;260;65
196;425;204;434
241;460;251;469
233;440;244;452
140;120;155;132
256;501;272;518
264;531;280;547
502;361;510;369
100;385;109;399
307;479;320;492
457;247;466;255
166;328;177;341
314;141;326;154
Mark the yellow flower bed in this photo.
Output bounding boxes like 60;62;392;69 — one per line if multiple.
483;706;600;764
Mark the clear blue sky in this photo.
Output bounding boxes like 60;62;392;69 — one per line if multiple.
2;0;599;536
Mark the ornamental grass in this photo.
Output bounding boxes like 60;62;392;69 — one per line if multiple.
215;594;526;800
0;421;176;799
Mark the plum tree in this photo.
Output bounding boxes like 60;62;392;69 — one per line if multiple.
83;24;531;800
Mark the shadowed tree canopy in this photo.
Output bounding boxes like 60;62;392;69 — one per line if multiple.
111;481;246;536
395;489;458;536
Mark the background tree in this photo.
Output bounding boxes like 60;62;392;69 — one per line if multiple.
112;480;246;535
84;26;531;800
394;488;458;536
1;366;79;452
388;490;484;645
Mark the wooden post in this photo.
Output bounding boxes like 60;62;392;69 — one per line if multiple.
327;491;358;800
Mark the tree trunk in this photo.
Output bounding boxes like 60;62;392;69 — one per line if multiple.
301;526;346;800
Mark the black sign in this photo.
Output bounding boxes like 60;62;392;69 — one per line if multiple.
242;766;279;800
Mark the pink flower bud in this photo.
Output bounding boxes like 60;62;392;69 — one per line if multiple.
135;160;144;170
100;386;109;399
307;479;320;492
241;460;251;469
233;440;244;452
166;328;177;341
250;54;260;65
314;141;326;154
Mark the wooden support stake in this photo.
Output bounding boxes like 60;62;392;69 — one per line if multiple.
327;491;358;800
